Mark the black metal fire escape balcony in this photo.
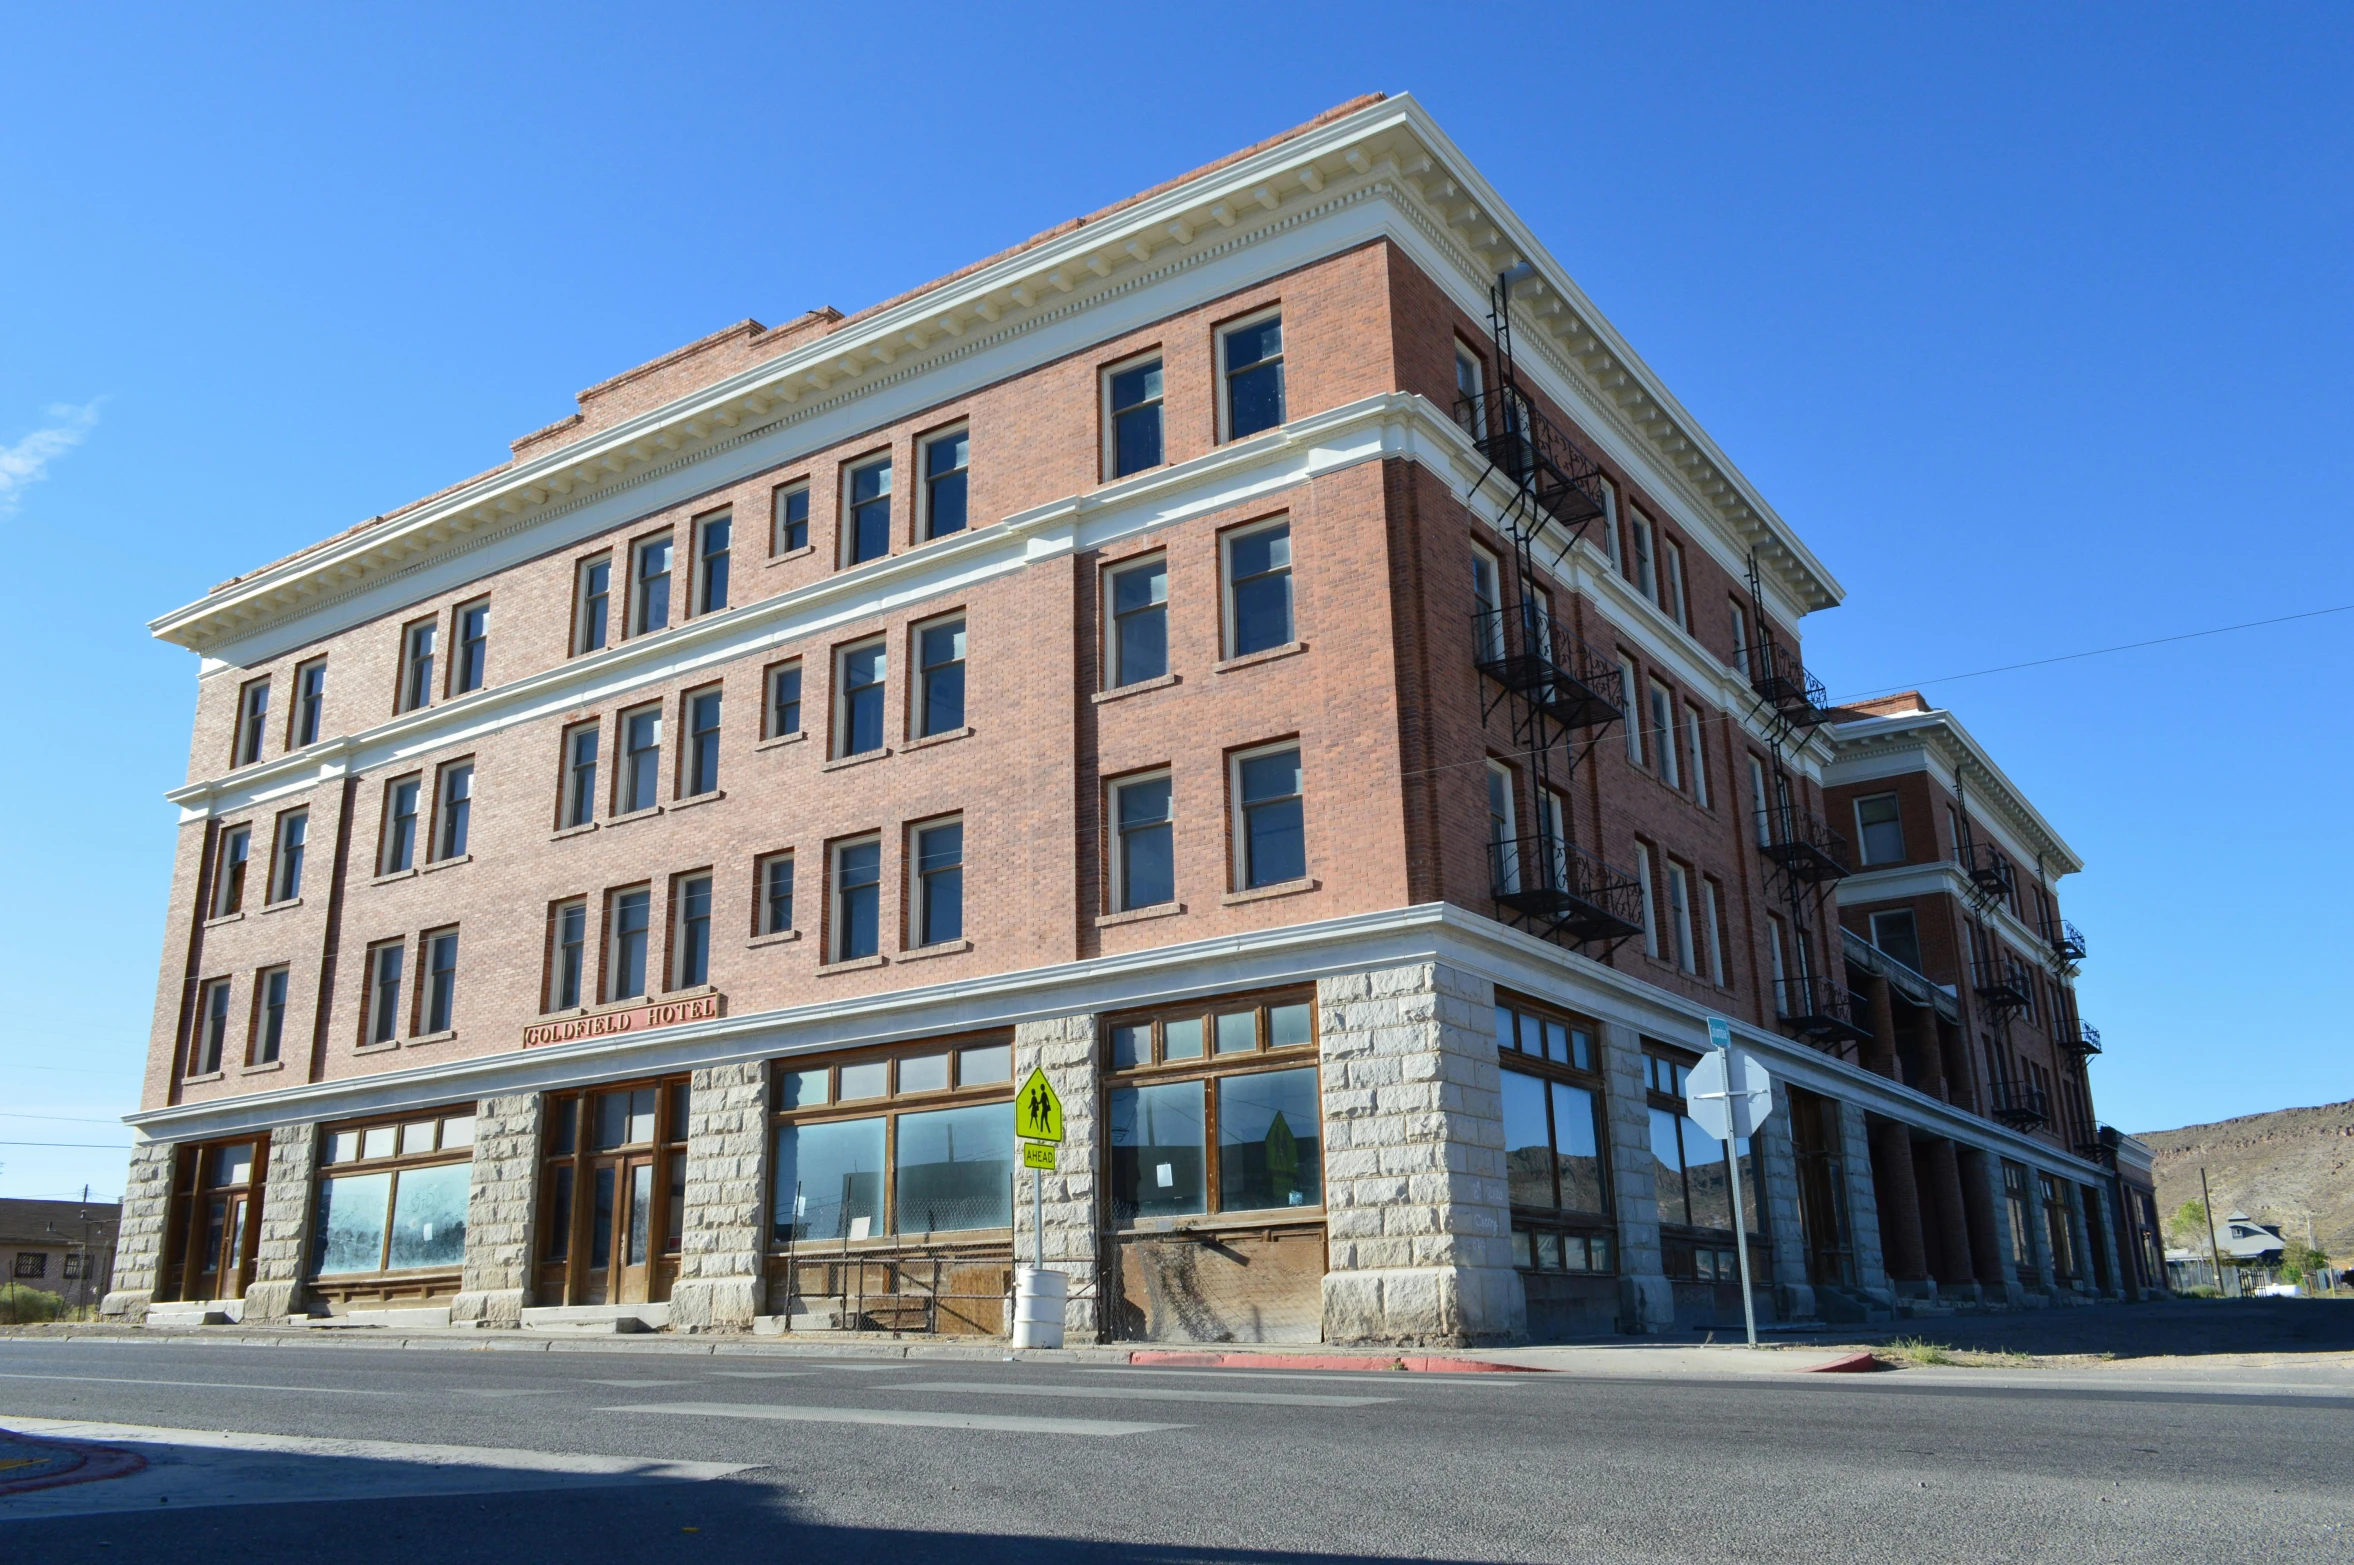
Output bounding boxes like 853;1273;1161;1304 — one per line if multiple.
2041;915;2088;964
1742;639;1828;726
1774;975;1875;1049
1492;834;1645;945
1455;386;1610;535
1970;955;2036;1020
1471;607;1625;734
1988;1079;2050;1132
2063;1020;2102;1057
1955;842;2015;904
1756;806;1853;884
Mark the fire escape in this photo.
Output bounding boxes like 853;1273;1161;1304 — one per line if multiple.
1955;782;2050;1131
1740;556;1870;1053
1463;267;1644;956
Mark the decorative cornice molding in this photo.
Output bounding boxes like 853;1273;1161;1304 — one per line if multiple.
1825;710;2083;877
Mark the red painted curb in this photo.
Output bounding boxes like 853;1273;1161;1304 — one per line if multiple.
1127;1350;1533;1374
1802;1351;1884;1373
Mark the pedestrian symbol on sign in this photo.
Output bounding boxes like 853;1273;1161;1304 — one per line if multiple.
1017;1068;1065;1144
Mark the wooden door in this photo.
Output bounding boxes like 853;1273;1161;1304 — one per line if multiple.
582;1154;655;1305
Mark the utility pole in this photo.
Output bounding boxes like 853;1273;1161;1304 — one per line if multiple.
2199;1167;2229;1298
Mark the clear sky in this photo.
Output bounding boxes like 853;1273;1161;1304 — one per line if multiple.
3;5;2346;1201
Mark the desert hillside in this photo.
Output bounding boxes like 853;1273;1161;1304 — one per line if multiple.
2137;1100;2354;1257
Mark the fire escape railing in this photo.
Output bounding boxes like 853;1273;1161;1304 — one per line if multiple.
1971;954;2036;1022
1955;841;2015;908
1742;639;1828;727
1988;1078;2050;1132
1774;975;1874;1048
1455;386;1610;538
1473;604;1624;734
1491;835;1646;946
2063;1019;2102;1056
2041;914;2088;965
1756;805;1853;885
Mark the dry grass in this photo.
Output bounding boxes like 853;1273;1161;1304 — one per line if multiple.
1877;1335;2042;1369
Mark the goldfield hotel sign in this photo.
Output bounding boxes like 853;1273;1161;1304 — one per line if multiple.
522;993;723;1049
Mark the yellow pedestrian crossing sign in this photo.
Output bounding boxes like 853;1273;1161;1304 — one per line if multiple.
1017;1068;1064;1143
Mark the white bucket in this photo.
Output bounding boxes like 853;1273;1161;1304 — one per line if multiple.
1010;1266;1067;1350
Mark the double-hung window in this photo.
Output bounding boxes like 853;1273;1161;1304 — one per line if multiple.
254;966;290;1064
1683;706;1711;806
382;777;421;874
1471;547;1504;664
1107;356;1164;477
1110;773;1173;912
674;874;713;987
845;456;893;565
1223;519;1293;657
1487;761;1520;895
1648;682;1678;786
1232;744;1304;890
1106;556;1168;686
399;619;436;712
1495;997;1611;1274
365;941;405;1045
1598;478;1622;573
1729;603;1750;676
292;658;327;748
609;887;652;1001
271;810;307;903
1662;538;1689;628
561;722;599;828
192;977;231;1074
619;706;661;813
420;928;459;1034
1666;860;1697;973
911;819;963;947
1628;511;1657;602
766;662;803;739
1869;909;1923;973
574;556;612;654
922;429;969;539
213;825;251;916
1454;343;1487;437
234;679;270;767
830;837;883;962
1617;656;1643;764
758;853;795;935
694;512;731;614
1105;992;1320;1222
1855;793;1906;865
453;599;489;694
916;618;965;738
1748;756;1773;847
684;688;722;796
632;535;672;636
835;641;886;758
1221;313;1285;440
1634;841;1660;958
772;482;810;554
433;763;472;860
549;900;588;1011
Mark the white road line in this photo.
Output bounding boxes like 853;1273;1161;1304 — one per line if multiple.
576;1379;697;1387
602;1401;1182;1437
1085;1367;1528;1387
878;1380;1394;1408
0;1372;400;1396
704;1371;813;1379
452;1389;571;1399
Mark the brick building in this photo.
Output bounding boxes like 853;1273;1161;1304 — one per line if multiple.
109;93;2146;1342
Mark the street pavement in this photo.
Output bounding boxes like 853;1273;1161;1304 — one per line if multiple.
2;1335;2349;1562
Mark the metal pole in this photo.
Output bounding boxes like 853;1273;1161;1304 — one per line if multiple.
1726;1133;1759;1349
2200;1167;2229;1299
1033;1157;1046;1273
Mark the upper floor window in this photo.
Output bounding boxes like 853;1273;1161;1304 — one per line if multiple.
631;535;673;636
685;688;723;797
364;940;405;1045
1628;510;1656;602
695;512;732;615
1616;655;1642;765
1662;539;1689;628
574;555;612;655
1453;344;1487;437
923;429;969;540
1471;547;1504;663
1487;762;1520;895
1232;743;1304;890
292;658;327;748
831;836;883;962
1647;682;1679;787
1869;909;1923;973
453;599;489;694
1110;772;1174;912
619;706;662;814
234;678;270;767
398;619;436;713
675;874;713;988
549;899;588;1011
1700;876;1727;985
271;810;307;903
1683;705;1711;807
1221;313;1285;440
433;762;473;860
773;482;810;554
1666;859;1697;973
835;641;887;758
1106;555;1168;687
420;928;459;1034
759;852;795;936
213;825;251;917
192;977;232;1075
911;818;964;947
1598;477;1622;573
1223;519;1293;657
916;618;966;738
382;776;421;874
1634;841;1660;959
1106;355;1164;477
1729;603;1750;675
845;456;893;565
1855;793;1906;865
561;722;599;829
1747;756;1773;848
766;661;803;739
254;966;290;1065
609;886;652;1001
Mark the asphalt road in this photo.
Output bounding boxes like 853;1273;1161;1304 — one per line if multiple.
3;1338;2349;1562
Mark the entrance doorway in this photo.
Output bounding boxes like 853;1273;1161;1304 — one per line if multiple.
536;1078;688;1307
1786;1086;1857;1288
165;1138;265;1302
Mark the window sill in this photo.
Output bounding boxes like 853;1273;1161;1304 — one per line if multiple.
421;853;473;876
258;897;304;915
1093;673;1181;705
407;1030;456;1048
1220;877;1319;907
815;953;889;976
764;544;818;569
182;1071;225;1086
355;1039;400;1056
1213;640;1307;675
755;731;808;753
1097;902;1186;929
747;929;801;950
904;726;974;753
662;983;719;1002
670;790;726;813
240;1060;285;1076
896;938;971;964
605;804;665;829
551;821;599;841
821;747;892;773
369;868;417;887
201;911;246;929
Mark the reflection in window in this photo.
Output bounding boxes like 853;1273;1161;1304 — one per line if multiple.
1223;315;1284;440
1226;522;1293;657
773;1116;886;1242
1109;1081;1208;1221
893;1102;1012;1235
1109;557;1167;686
1216;1067;1320;1212
1236;746;1304;888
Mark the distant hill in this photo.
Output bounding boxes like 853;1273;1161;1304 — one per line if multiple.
2137;1100;2354;1258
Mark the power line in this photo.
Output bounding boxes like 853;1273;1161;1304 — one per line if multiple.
0;1112;131;1126
0;1141;133;1150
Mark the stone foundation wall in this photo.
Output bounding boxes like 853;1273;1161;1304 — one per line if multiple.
452;1093;540;1325
1836;1100;1894;1305
1755;1082;1816;1322
1597;1021;1672;1333
242;1123;319;1320
671;1061;770;1329
101;1139;179;1318
1011;1012;1101;1339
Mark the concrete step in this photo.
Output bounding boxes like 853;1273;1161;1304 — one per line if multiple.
147;1302;238;1326
519;1303;670;1332
314;1305;454;1329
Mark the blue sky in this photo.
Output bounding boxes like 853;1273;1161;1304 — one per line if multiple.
3;5;2346;1201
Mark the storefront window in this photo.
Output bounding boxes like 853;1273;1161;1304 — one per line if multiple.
1497;996;1612;1274
1105;990;1320;1223
1644;1048;1762;1280
313;1109;476;1277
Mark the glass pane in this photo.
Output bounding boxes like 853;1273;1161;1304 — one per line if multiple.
1501;1070;1555;1210
549;1097;578;1155
544;1166;573;1262
838;1060;888;1100
627;1163;653;1266
1267;1002;1312;1050
360;1127;396;1161
327;1130;361;1164
1214;1011;1257;1055
781;1067;830;1108
1649;1107;1689;1227
1216;1067;1321;1212
399;1121;437;1157
1163;1017;1204;1061
1495;1004;1515;1052
1516;1013;1541;1055
1111;1023;1149;1068
1682;1117;1732;1232
312;1172;393;1275
1116;775;1171;827
1243;795;1305;886
1550;1082;1605;1214
1108;1082;1208;1221
1543;1021;1569;1065
1569;1028;1593;1071
1536;1231;1564;1270
957;1044;1011;1085
594;1092;629;1149
386;1162;471;1270
627;1088;657;1145
899;1053;950;1094
1510;1228;1534;1268
893;1102;1014;1235
669;1082;690;1141
774;1117;886;1242
591;1167;615;1267
440;1115;475;1149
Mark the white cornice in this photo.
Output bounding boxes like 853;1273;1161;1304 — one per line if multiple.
1825;708;2083;877
150;95;1840;659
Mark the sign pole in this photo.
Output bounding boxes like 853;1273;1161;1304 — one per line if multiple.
1701;1018;1764;1351
1726;1127;1759;1350
1033;1157;1046;1272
